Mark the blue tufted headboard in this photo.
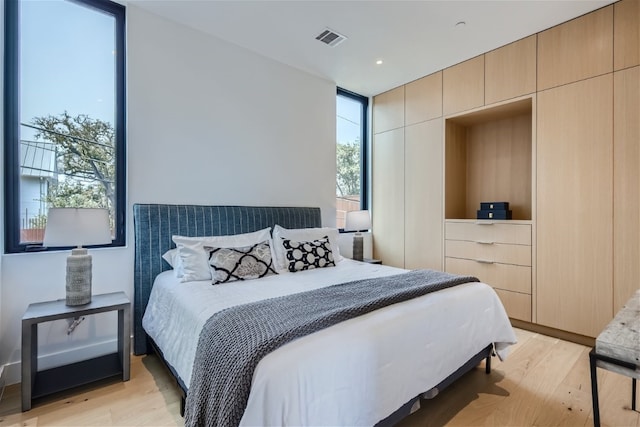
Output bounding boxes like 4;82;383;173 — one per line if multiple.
133;204;322;355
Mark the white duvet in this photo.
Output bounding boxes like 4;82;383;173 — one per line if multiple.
142;259;517;426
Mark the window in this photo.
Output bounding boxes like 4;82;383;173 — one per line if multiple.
336;88;368;229
4;0;126;253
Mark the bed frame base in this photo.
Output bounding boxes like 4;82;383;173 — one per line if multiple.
375;343;494;427
147;337;187;416
148;336;493;424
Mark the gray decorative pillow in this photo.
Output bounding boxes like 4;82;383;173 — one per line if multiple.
205;241;277;285
282;236;335;272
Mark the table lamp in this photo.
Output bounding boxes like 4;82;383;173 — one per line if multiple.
345;210;371;261
43;208;112;306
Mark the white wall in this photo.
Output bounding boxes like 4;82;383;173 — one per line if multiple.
0;4;336;384
127;5;336;217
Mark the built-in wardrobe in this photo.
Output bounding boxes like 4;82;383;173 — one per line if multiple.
372;0;639;340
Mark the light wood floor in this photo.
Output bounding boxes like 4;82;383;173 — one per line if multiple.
0;328;638;426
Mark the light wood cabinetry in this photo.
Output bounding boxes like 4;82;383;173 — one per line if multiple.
447;258;531;295
614;0;639;70
493;289;532;322
372;0;638;341
537;6;613;90
442;56;484;115
373;86;404;134
485;35;537;104
445;220;532;321
372;128;405;267
405;119;443;270
445;97;533;221
613;66;640;312
446;238;531;266
405;72;442;125
445;221;531;245
443;95;535;322
537;74;613;338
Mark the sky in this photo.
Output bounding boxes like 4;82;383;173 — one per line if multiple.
336;94;362;145
20;0;116;130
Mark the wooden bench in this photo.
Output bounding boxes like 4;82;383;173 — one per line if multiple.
589;289;640;427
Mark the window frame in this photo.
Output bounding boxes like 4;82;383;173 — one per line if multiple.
3;0;126;253
336;87;369;213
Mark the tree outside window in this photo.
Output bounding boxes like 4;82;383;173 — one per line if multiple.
336;89;368;228
4;0;125;252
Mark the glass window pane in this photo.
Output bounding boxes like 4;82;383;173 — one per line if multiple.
18;0;118;244
336;94;364;229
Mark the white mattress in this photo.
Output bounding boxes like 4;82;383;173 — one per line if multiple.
142;259;517;426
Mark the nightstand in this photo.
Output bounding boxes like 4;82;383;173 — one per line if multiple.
21;291;130;411
360;258;382;265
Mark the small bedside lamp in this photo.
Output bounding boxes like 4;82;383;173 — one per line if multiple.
43;208;112;306
345;210;371;261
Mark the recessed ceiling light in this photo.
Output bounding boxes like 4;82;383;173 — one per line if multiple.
376;59;383;65
455;21;466;27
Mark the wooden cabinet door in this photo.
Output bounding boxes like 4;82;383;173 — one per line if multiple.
614;0;639;70
373;87;404;134
405;72;442;126
372;128;405;267
614;66;640;312
485;35;537;105
404;119;443;270
537;6;613;90
443;56;485;116
537;74;613;337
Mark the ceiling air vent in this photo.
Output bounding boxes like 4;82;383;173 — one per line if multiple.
315;28;347;47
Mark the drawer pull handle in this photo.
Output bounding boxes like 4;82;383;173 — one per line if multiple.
476;241;494;245
475;221;495;225
476;259;495;264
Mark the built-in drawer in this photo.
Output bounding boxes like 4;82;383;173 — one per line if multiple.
445;240;531;266
445;221;531;245
445;257;531;294
493;288;532;322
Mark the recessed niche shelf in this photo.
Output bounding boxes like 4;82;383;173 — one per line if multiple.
445;97;533;220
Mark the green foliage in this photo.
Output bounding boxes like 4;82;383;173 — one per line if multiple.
45;180;107;209
336;140;361;197
31;112;115;211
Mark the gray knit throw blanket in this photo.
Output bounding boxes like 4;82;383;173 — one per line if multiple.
184;269;478;427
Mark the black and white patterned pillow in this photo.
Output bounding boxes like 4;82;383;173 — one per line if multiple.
205;241;277;285
281;236;335;272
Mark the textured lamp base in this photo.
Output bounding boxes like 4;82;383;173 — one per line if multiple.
66;248;92;306
352;233;364;261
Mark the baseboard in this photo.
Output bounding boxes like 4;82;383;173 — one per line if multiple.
3;338;119;386
511;319;595;347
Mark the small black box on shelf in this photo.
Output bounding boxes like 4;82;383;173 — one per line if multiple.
480;201;509;210
477;209;512;220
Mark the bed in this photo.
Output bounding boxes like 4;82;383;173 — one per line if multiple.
133;203;517;426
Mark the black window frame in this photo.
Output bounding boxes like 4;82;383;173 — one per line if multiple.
4;0;126;253
336;87;369;212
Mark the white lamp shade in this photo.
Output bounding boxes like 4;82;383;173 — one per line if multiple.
344;210;372;232
43;208;112;248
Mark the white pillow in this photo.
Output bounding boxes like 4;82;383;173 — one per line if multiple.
161;248;184;278
272;225;343;271
172;227;273;282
